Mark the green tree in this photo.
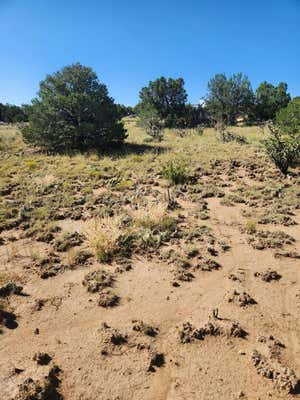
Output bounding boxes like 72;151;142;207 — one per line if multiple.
205;73;254;125
179;104;207;128
115;104;134;119
138;103;163;141
22;63;126;152
264;99;300;175
138;77;187;127
0;103;28;123
275;97;300;135
255;82;290;121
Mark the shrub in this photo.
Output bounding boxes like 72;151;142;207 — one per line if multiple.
0;103;28;123
135;213;176;233
92;233;118;263
264;124;299;175
25;160;38;170
161;159;188;184
275;97;300;135
146;119;164;141
219;130;247;144
174;125;204;137
245;220;257;234
132;213;177;250
90;224;133;263
22;63;127;152
139;104;164;141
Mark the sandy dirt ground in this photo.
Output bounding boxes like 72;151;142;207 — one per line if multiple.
1;191;300;400
0;131;300;400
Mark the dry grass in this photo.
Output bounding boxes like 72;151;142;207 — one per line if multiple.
85;217;124;262
0;117;298;259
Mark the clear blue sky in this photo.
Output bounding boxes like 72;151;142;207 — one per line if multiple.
0;0;299;106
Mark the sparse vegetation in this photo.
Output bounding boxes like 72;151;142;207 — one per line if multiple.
83;269;114;293
219;129;247;144
1;67;300;400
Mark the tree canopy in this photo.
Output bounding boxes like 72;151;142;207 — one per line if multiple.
0;103;28;123
204;73;254;125
275;97;300;135
255;82;290;121
137;76;206;129
137;77;188;127
22;63;126;152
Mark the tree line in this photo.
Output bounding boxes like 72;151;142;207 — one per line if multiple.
136;74;291;134
1;63;299;174
1;64;292;131
0;103;28;123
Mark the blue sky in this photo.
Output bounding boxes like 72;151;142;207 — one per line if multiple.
0;0;299;106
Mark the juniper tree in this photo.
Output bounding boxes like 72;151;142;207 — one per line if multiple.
23;63;126;152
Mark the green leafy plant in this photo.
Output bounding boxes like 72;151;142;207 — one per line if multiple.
264;123;299;175
161;159;188;184
275;97;300;135
138;104;164;141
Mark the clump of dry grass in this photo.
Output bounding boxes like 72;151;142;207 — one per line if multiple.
85;216;126;263
130;205;176;232
85;205;177;263
245;220;257;234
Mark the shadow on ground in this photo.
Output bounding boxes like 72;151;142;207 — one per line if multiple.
97;141;168;158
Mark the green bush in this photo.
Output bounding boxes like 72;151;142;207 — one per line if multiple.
22;63;127;152
275;97;300;135
0;103;28;123
137;77;207;129
254;81;290;122
219;130;247;144
264;124;299;175
138;104;164;141
263;100;300;175
161;159;188;184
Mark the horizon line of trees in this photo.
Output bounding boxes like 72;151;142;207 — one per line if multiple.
1;62;299;175
0;103;29;123
0;71;294;128
136;73;292;132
